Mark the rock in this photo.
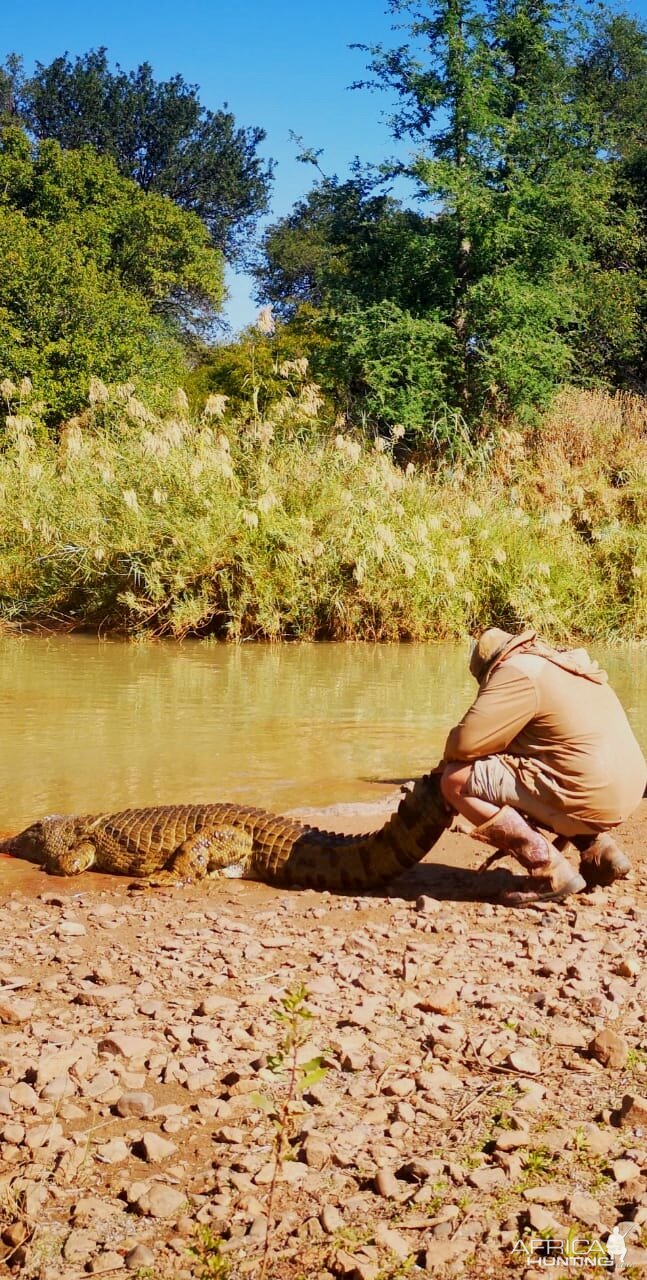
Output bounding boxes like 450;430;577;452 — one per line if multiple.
567;1192;602;1226
0;1087;12;1114
63;1229;99;1263
374;1223;410;1259
115;1090;155;1118
416;895;441;914
334;1249;378;1280
550;1023;588;1049
611;1158;641;1184
40;1074;76;1102
301;1135;332;1169
506;1048;542;1075
139;1132;177;1162
527;1205;563;1233
523;1185;569;1204
619;1094;647;1128
423;1240;473;1272
56;920;87;937
588;1028;628;1070
321;1204;345;1233
467;1167;508;1191
98;1032;155;1060
135;1183;187;1218
418;984;460;1015
375;1168;403;1199
0;997;32;1024
95;1138;131;1164
88;1251;125;1273
10;1082;39;1108
125;1243;155;1270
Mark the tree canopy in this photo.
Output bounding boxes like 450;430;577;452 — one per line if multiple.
2;48;273;261
256;0;646;433
0;126;224;419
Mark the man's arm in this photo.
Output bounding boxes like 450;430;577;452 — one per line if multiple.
443;663;538;762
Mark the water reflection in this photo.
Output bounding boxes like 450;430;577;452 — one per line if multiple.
0;636;644;829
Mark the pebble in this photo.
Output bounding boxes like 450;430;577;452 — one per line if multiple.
611;1158;641;1184
115;1090;156;1118
527;1205;563;1232
567;1192;602;1226
125;1244;155;1270
95;1137;130;1164
321;1203;345;1233
88;1252;125;1273
620;1093;647;1128
57;920;87;937
467;1167;508;1192
98;1032;155;1060
588;1028;629;1069
375;1168;403;1199
506;1048;542;1075
139;1131;178;1162
63;1229;98;1263
134;1183;187;1218
2;816;647;1280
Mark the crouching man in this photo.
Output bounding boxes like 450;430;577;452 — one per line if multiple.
441;629;646;906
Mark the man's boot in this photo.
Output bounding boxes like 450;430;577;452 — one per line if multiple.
569;833;630;889
473;806;586;906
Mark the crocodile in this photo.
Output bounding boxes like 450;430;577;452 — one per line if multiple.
1;773;450;892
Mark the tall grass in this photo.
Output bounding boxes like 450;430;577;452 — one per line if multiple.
1;383;647;641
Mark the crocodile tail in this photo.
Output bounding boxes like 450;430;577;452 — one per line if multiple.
253;773;451;892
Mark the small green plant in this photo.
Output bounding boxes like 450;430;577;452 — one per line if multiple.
626;1047;647;1073
377;1254;416;1279
188;1225;230;1280
523;1146;554;1177
252;983;327;1280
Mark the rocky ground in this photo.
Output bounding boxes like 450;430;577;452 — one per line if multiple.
1;800;647;1280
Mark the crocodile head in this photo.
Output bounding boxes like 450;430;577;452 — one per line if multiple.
2;815;79;865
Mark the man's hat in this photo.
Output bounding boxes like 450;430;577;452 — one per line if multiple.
469;627;536;683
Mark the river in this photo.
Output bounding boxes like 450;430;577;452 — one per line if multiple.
1;636;646;831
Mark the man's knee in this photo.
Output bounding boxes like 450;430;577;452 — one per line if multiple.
441;762;472;807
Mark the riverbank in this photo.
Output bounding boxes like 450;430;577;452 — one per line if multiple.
1;803;647;1279
1;387;646;641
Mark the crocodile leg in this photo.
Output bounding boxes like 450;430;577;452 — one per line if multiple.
45;840;97;876
148;825;254;886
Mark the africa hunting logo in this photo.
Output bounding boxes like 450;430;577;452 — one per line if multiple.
512;1222;640;1269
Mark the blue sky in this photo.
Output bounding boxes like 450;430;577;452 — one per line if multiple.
4;0;647;330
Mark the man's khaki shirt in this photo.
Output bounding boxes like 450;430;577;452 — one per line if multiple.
444;648;646;826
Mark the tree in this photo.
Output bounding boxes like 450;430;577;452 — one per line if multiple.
257;0;644;432
4;48;273;261
255;176;445;318
0;127;224;420
357;0;643;415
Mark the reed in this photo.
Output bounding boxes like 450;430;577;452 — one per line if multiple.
1;385;646;641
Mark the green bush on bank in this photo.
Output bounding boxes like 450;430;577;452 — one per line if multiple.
1;382;646;641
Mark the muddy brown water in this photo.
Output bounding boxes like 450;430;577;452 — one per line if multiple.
1;634;646;839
